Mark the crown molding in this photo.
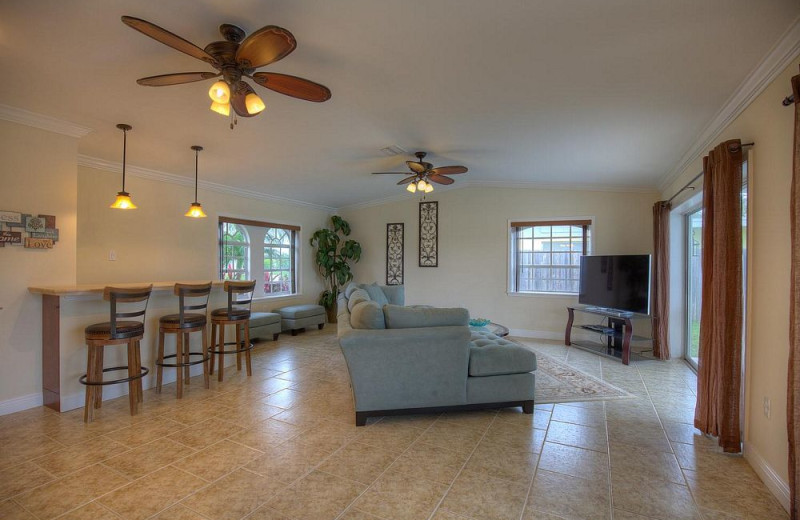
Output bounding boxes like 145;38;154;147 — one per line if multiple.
339;179;659;211
0;104;92;138
77;155;337;213
658;16;800;193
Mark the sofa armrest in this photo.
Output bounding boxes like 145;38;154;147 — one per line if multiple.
339;326;471;411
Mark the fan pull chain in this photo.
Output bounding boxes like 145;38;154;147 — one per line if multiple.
229;111;238;130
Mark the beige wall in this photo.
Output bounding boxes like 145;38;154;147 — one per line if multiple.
0;121;78;409
77;165;333;312
663;58;799;486
340;186;658;336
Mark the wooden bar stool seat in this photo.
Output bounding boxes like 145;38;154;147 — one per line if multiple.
80;285;153;423
209;280;256;382
156;282;212;398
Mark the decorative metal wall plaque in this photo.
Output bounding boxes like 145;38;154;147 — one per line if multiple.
0;211;59;248
419;201;438;267
386;223;404;285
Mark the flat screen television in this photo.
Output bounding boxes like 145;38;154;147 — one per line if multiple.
578;255;651;315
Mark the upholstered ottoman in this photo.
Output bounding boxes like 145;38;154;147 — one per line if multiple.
277;304;326;335
467;330;537;409
249;312;282;342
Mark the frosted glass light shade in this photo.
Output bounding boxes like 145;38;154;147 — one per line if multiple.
424;183;434;193
110;192;137;209
245;93;266;114
406;183;417;193
208;81;230;103
210;101;230;116
185;202;207;218
417;179;428;191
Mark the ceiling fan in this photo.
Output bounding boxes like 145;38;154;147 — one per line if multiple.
372;152;468;193
121;16;331;125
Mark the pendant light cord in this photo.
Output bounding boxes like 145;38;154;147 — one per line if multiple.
194;148;199;203
121;127;127;192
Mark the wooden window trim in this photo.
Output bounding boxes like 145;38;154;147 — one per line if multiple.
510;219;591;228
219;216;300;232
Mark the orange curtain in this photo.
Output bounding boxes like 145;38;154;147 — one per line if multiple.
694;139;743;453
652;201;671;359
787;66;800;520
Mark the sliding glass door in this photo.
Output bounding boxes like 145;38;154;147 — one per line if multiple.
686;209;703;369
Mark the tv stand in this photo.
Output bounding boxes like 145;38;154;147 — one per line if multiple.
565;306;653;365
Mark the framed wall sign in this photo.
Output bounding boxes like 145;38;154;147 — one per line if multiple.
386;223;404;285
419;201;438;267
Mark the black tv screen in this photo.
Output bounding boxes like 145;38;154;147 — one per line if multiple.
578;255;651;315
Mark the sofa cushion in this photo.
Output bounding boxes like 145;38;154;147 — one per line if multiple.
277;304;325;319
249;312;281;327
350;301;386;329
347;288;371;311
360;283;390;307
383;304;469;329
468;332;537;377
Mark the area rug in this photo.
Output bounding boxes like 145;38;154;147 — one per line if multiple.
533;353;634;403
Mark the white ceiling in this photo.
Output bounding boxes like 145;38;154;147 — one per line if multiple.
1;0;798;208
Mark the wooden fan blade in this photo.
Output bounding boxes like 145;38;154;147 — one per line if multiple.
406;161;427;174
230;81;257;117
251;72;331;102
428;174;455;185
397;176;418;185
136;72;220;86
121;16;217;66
372;172;411;175
430;165;468;176
236;25;296;69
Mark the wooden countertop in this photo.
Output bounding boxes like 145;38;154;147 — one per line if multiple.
29;280;226;296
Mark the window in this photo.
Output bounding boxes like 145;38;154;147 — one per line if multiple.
263;227;295;296
219;222;249;280
509;219;592;294
219;217;300;298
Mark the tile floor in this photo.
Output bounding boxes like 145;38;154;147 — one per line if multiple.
0;328;788;520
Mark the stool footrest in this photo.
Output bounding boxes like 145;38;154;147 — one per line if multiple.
212;340;254;355
80;365;149;386
157;351;209;368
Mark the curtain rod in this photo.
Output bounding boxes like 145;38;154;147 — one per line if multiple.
665;142;754;203
784;94;795;106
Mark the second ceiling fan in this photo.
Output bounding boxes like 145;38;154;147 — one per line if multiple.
372;152;468;193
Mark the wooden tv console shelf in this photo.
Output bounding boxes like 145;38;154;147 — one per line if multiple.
565;306;654;365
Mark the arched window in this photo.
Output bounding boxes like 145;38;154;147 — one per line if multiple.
264;227;295;295
219;222;249;280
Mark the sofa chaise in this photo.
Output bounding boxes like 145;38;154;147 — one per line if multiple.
337;283;537;426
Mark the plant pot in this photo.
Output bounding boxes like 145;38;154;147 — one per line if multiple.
325;305;337;324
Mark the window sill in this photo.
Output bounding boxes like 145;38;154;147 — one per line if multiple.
507;291;579;299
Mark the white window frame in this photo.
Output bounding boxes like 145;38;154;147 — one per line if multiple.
507;217;594;296
263;227;297;297
219;222;250;281
218;217;301;300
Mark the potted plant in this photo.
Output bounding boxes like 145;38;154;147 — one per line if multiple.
310;216;362;323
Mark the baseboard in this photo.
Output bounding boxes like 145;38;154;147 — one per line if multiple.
743;441;790;513
0;393;44;416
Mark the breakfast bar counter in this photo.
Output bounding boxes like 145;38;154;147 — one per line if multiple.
29;281;230;412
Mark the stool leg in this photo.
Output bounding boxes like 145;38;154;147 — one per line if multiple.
176;332;184;399
244;322;252;377
156;329;165;394
218;322;225;382
135;339;143;403
236;323;242;371
184;332;191;385
209;322;216;376
84;344;96;423
202;324;210;389
94;345;104;409
127;340;138;415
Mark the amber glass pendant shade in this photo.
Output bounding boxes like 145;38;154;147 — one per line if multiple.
110;191;137;209
111;124;137;209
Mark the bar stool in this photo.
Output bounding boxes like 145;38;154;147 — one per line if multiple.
209;280;256;382
155;282;212;398
81;285;153;423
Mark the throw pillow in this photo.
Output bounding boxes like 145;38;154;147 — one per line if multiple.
360;283;390;307
350;301;386;329
347;288;371;312
383;304;469;329
343;282;360;299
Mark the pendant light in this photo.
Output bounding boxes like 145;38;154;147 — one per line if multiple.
110;124;137;209
185;145;207;218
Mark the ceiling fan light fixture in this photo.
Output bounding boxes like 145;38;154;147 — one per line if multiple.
208;80;230;103
210;101;230;116
424;183;434;193
245;92;265;115
417;179;428;191
406;183;417;193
